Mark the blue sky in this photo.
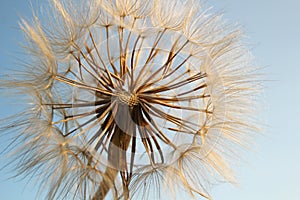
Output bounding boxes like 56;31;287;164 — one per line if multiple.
1;0;300;199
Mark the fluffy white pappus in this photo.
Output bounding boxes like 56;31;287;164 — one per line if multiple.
1;0;262;200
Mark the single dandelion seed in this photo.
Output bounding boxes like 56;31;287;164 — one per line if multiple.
1;0;262;199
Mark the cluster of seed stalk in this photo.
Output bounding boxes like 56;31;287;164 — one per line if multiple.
0;0;260;199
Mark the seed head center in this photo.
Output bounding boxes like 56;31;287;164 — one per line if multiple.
118;91;139;107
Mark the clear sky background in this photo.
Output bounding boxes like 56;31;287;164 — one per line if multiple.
1;0;300;199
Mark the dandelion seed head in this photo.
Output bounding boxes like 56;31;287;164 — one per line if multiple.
1;0;262;199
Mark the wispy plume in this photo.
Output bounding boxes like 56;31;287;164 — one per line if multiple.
1;0;262;199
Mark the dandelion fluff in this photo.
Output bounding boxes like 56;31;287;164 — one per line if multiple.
1;0;261;199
